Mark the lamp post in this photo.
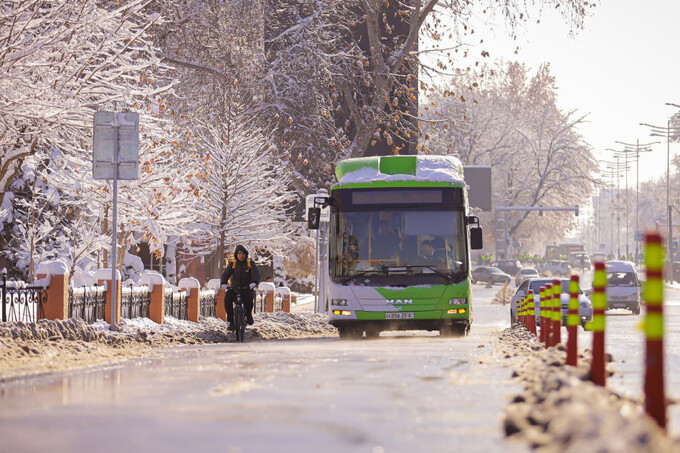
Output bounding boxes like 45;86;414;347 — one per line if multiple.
599;167;623;256
640;111;680;282
602;158;629;259
611;140;657;263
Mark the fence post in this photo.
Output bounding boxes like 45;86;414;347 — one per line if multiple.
36;260;70;321
94;268;121;326
551;279;562;347
139;272;166;324
643;232;666;429
149;284;165;324
259;282;276;312
566;275;580;366
179;277;201;322
590;261;607;386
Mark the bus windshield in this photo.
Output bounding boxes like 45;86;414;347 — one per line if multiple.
330;209;468;282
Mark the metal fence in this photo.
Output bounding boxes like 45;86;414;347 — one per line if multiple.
1;275;47;323
68;285;106;323
164;289;188;320
254;290;265;313
199;290;216;318
121;285;151;319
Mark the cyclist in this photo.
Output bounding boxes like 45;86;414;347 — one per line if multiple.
220;245;261;331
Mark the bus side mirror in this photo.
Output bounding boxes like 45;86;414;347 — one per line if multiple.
470;227;483;250
308;207;321;230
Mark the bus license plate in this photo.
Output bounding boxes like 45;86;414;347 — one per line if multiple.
385;312;414;320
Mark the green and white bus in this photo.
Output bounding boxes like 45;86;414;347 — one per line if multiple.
308;155;483;338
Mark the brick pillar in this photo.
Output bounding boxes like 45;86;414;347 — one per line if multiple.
215;288;227;321
187;287;200;322
37;273;69;320
264;289;274;312
149;284;165;324
282;293;290;313
100;279;121;325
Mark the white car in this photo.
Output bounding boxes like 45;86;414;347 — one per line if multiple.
515;268;539;286
510;277;592;328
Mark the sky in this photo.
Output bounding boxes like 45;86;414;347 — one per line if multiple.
473;0;680;186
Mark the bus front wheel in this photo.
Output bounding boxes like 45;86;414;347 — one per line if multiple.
338;327;361;339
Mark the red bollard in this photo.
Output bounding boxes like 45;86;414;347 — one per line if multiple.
590;261;607;386
552;279;562;347
543;284;552;348
566;275;580;366
643;232;666;429
539;286;547;344
528;289;537;335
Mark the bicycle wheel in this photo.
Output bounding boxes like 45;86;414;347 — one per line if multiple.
236;305;246;342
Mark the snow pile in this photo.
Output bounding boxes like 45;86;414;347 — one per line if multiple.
499;327;679;452
0;312;337;379
248;312;338;339
337;155;464;185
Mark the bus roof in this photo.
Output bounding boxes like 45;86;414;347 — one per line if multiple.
333;155;465;188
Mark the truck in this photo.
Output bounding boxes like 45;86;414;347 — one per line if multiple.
307;155;483;338
545;243;584;260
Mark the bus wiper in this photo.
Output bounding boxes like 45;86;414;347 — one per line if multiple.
340;269;384;284
393;265;457;282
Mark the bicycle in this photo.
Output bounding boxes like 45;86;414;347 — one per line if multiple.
231;286;249;343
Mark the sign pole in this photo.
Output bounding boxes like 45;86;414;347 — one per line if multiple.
110;113;119;332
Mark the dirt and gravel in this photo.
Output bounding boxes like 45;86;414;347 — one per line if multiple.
498;325;680;452
0;312;338;381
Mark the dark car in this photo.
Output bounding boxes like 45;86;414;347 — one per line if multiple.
492;260;522;276
471;266;512;285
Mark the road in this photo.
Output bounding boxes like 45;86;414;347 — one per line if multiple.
0;286;528;453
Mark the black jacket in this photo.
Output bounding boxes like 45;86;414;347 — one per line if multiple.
220;245;261;288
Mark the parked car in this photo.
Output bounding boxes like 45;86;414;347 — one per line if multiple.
471;266;512;285
605;260;641;314
491;260;522;276
515;268;539;286
510;277;593;328
536;260;571;277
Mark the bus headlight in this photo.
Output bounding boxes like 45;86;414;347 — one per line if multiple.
449;298;466;305
332;310;352;316
332;299;348;306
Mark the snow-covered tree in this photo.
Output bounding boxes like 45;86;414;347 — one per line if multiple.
422;61;597;249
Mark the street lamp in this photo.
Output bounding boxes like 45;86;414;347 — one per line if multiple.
599;167;623;257
601;159;629;258
640;109;680;282
611;140;657;263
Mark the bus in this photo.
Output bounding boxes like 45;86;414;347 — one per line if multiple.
308;155;483;338
545;243;584;260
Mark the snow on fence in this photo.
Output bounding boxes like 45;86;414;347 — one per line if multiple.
68;285;106;324
199;289;217;318
120;284;151;320
0;275;47;323
164;288;188;321
2;266;289;326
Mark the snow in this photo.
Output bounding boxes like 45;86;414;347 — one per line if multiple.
36;259;70;276
72;271;96;287
93;268;121;282
138;272;167;289
206;278;222;290
337;155;465;185
178;277;200;290
258;281;276;292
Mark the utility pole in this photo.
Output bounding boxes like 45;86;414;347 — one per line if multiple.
640;111;680;282
611;140;656;263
